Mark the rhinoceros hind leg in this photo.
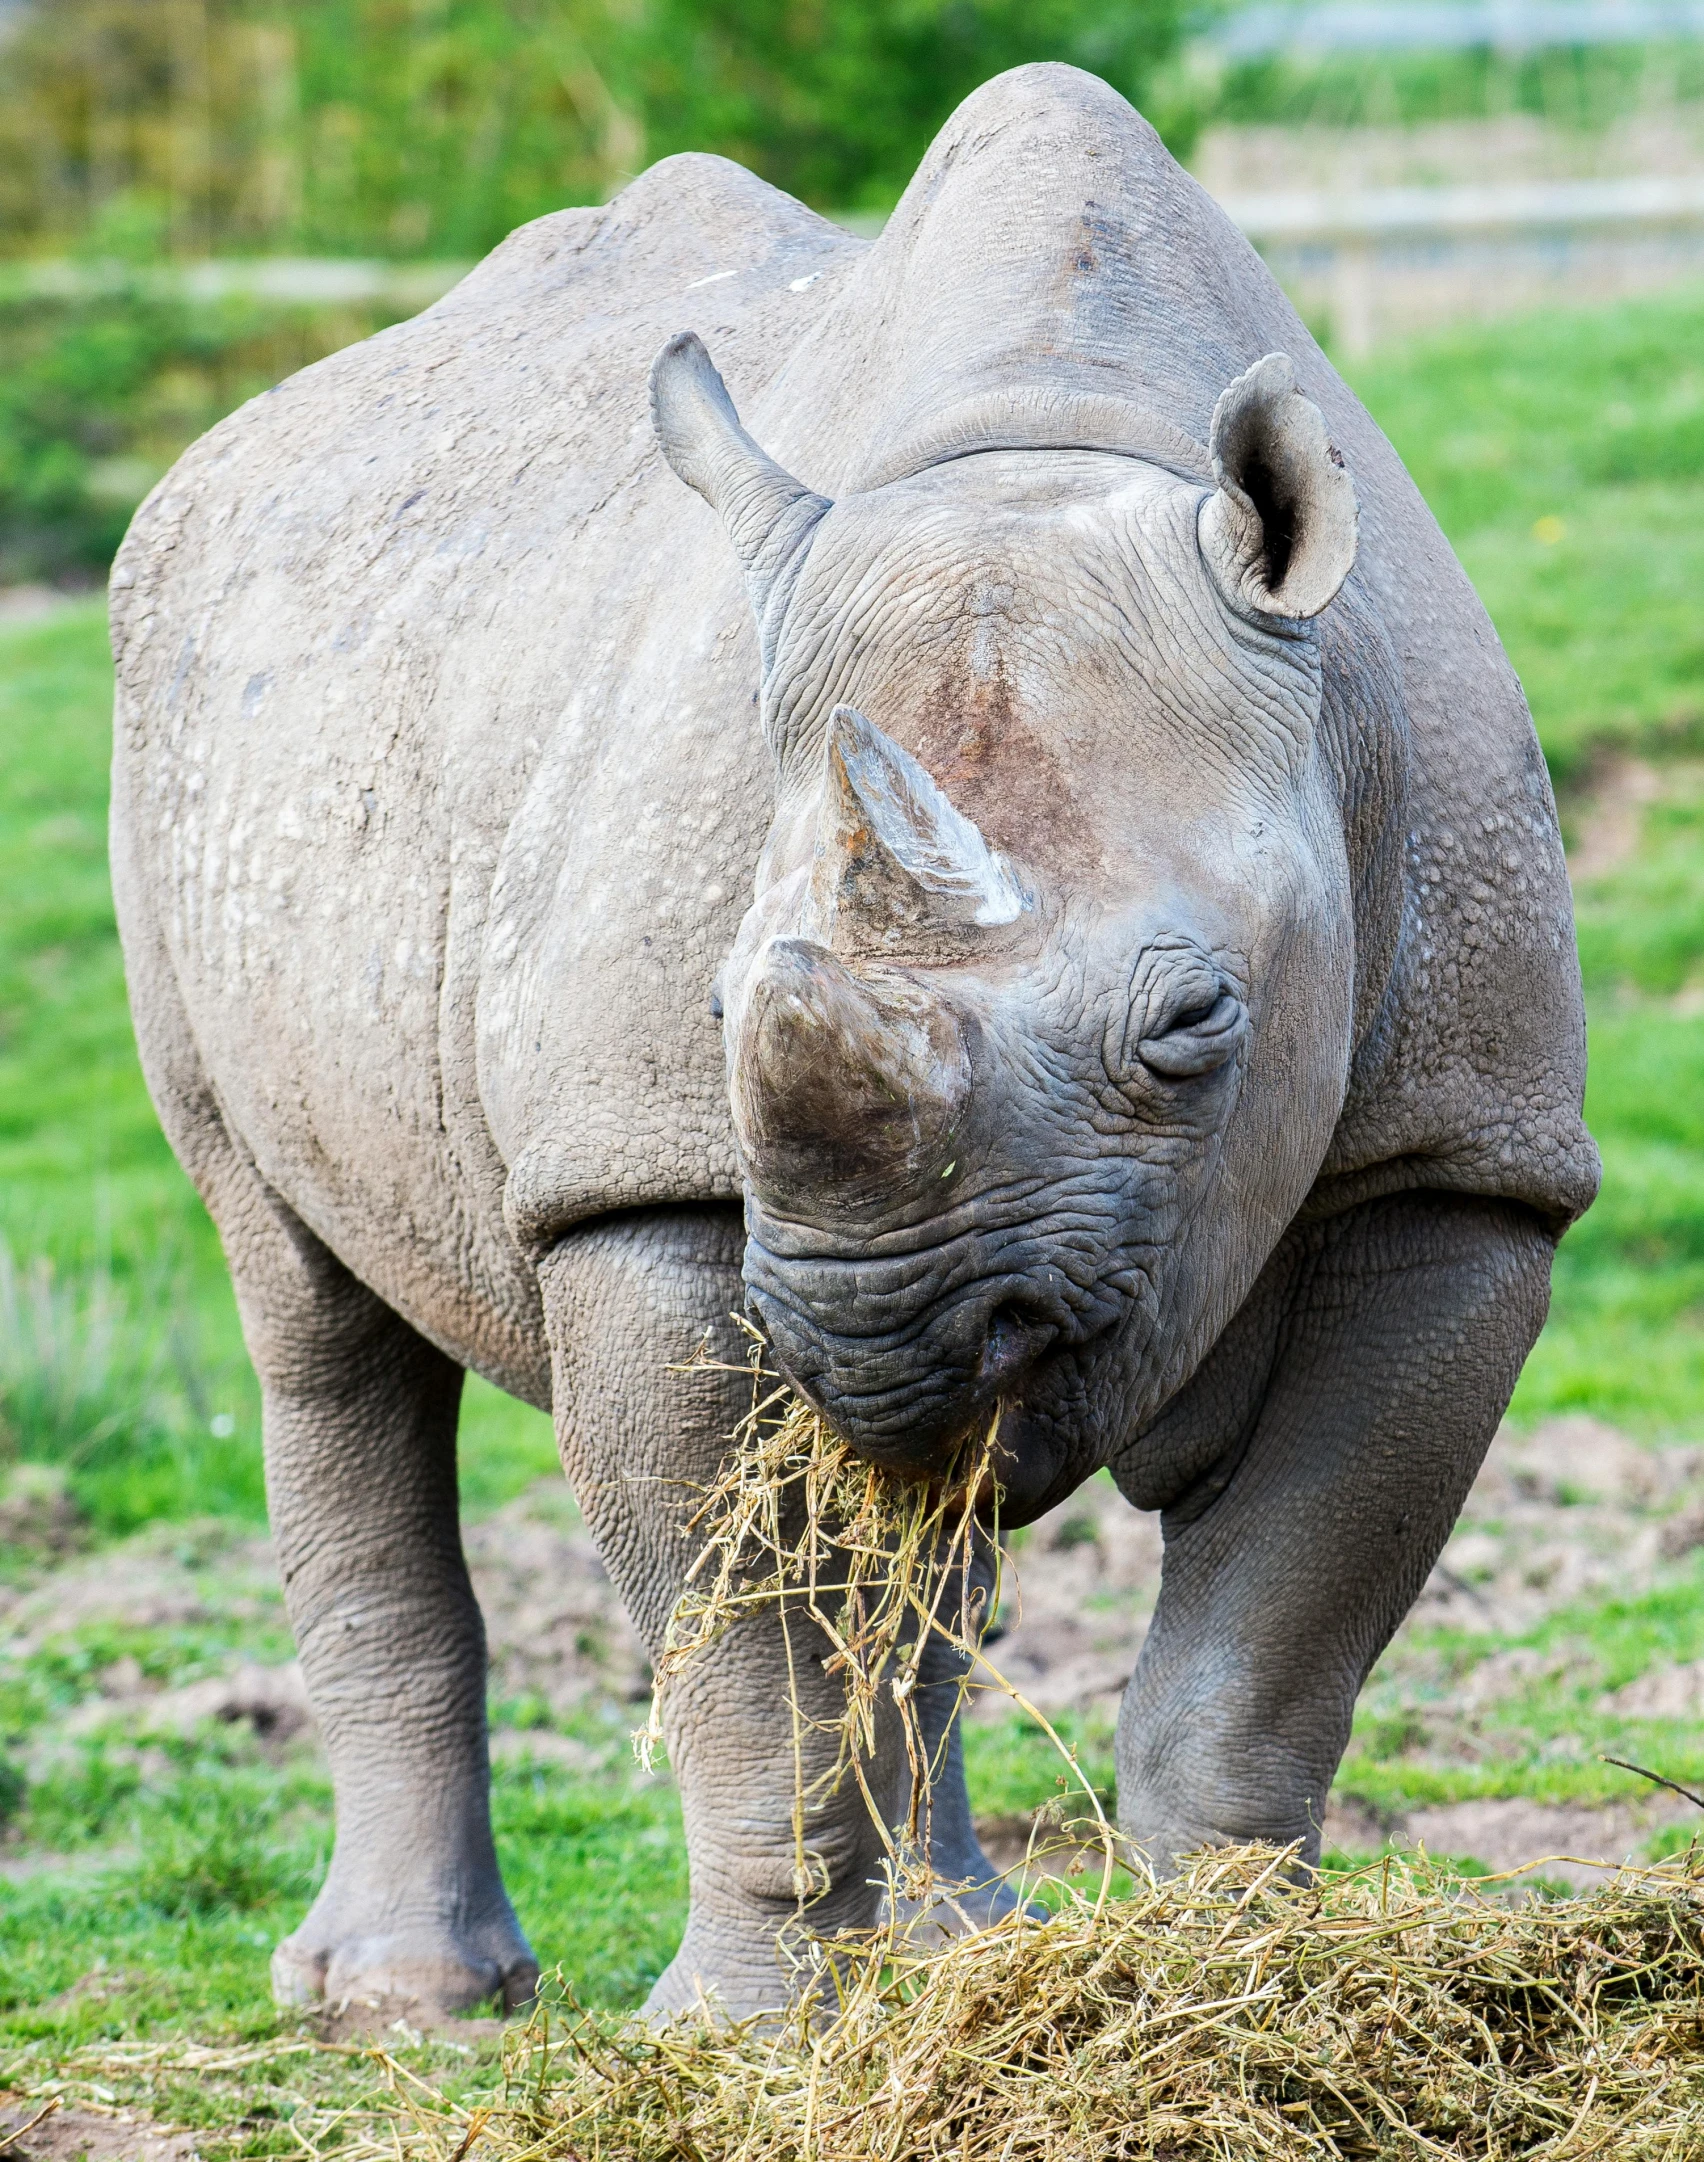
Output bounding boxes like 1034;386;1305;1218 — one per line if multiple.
116;837;534;2016
229;1193;535;2018
1113;1190;1552;1875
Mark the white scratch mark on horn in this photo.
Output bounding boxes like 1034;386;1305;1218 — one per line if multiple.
830;705;1029;928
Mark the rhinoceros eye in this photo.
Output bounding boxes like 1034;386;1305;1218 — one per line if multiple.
1136;988;1248;1079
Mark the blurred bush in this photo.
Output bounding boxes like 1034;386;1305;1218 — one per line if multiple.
0;0;1195;579
617;0;1195;212
0;253;401;583
0;0;633;261
0;0;1193;261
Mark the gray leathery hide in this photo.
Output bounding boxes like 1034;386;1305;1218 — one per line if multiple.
111;65;1594;1415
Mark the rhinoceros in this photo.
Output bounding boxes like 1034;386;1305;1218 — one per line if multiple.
110;63;1597;2018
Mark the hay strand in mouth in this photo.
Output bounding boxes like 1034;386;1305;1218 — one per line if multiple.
636;1329;1117;1909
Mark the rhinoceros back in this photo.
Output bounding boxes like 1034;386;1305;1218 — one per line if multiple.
109;156;862;1396
111;67;1594;1413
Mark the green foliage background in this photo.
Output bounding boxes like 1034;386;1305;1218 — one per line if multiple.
0;0;1191;260
3;0;1694;262
0;0;1197;582
6;0;1703;584
0;269;409;584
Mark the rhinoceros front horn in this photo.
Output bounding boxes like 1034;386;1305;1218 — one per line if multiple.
1199;352;1358;621
731;939;971;1210
650;330;830;625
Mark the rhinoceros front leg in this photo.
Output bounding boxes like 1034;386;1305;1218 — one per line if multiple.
1113;1190;1552;1872
538;1206;1008;2015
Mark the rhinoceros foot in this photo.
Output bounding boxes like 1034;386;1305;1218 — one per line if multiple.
272;1909;539;2022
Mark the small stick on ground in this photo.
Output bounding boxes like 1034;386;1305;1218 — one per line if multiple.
0;2098;62;2156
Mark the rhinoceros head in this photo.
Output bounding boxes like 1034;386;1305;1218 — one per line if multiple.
652;330;1362;1521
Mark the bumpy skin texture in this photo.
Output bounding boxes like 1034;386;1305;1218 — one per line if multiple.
111;66;1596;2015
539;1208;1012;2013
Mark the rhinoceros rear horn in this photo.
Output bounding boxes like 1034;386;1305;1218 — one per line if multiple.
650;331;830;618
806;706;1029;956
1199;353;1358;622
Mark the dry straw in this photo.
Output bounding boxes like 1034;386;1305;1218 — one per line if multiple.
380;1844;1704;2160
635;1337;1115;1906
21;1855;1704;2160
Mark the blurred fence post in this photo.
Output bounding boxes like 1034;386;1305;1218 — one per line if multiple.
1219;175;1704;353
247;21;301;249
167;0;214;257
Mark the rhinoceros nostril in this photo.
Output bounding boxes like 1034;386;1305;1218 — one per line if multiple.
979;1300;1056;1389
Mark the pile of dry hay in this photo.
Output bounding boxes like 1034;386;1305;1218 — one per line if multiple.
386;1378;1704;2159
380;1844;1704;2160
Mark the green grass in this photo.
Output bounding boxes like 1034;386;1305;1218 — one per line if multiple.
0;601;193;1280
1348;289;1704;785
1511;761;1704;1432
0;1746;686;2029
0;1540;685;2057
1335;1554;1704;1822
3;287;1704;2077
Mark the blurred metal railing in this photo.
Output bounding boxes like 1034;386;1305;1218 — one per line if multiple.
1224;171;1704;235
1220;174;1704;352
5;258;470;308
1212;0;1704;55
10;169;1704;357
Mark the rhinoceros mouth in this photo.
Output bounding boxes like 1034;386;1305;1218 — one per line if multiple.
741;1236;1112;1487
746;1281;997;1468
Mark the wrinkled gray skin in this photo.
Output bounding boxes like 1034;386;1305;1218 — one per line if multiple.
110;65;1597;2019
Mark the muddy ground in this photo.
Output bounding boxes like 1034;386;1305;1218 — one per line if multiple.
0;2095;200;2162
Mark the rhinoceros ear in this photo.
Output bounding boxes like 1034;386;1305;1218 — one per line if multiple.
650;330;830;621
1198;353;1358;622
805;705;1029;956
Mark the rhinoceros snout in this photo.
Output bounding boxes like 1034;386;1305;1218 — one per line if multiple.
747;1276;1060;1479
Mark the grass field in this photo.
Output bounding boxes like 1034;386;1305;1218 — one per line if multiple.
2;286;1704;2133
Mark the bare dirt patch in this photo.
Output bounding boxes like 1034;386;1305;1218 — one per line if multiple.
0;2095;200;2161
0;1483;652;1761
975;1483;1163;1722
0;1519;277;1645
977;1418;1704;1870
1564;754;1664;883
1397;1799;1689;1890
978;1415;1704;1726
1406;1415;1704;1638
463;1483;650;1715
